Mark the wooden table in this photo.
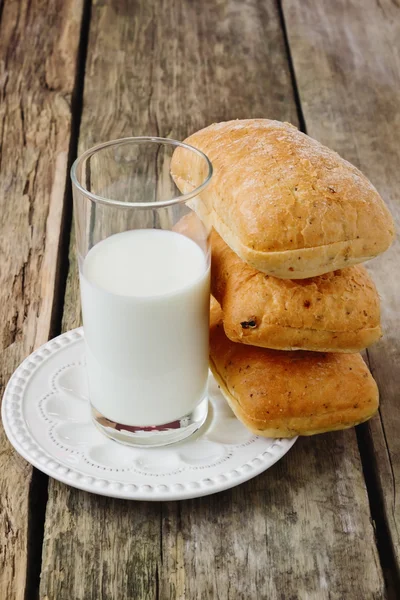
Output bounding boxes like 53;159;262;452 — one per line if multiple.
1;1;399;598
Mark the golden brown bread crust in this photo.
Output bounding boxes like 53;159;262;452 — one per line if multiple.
209;299;379;437
172;120;395;279
211;230;381;352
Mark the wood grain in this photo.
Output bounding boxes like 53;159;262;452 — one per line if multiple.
41;0;385;598
0;1;84;598
40;486;161;600
282;0;400;574
161;434;383;599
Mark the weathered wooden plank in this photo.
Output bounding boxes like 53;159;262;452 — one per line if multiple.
40;485;161;600
41;1;385;599
162;434;383;599
282;0;400;576
0;1;85;599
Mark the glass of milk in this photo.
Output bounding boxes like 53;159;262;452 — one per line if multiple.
70;137;213;446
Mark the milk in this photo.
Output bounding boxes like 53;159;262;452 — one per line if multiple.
80;229;210;426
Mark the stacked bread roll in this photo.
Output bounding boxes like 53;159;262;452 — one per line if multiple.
171;120;395;438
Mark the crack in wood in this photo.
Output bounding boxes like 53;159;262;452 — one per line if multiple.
19;98;26;146
275;0;306;133
377;408;399;540
366;351;398;538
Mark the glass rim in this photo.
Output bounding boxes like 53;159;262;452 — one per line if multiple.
70;136;213;209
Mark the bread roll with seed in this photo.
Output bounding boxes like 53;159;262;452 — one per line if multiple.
211;229;381;352
209;299;379;437
171;119;395;279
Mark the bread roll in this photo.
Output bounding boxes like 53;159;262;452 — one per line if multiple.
209;299;379;437
211;230;381;352
171;120;395;279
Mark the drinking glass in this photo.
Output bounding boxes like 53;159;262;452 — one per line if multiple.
71;137;213;446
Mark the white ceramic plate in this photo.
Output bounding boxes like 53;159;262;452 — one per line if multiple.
2;328;296;501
